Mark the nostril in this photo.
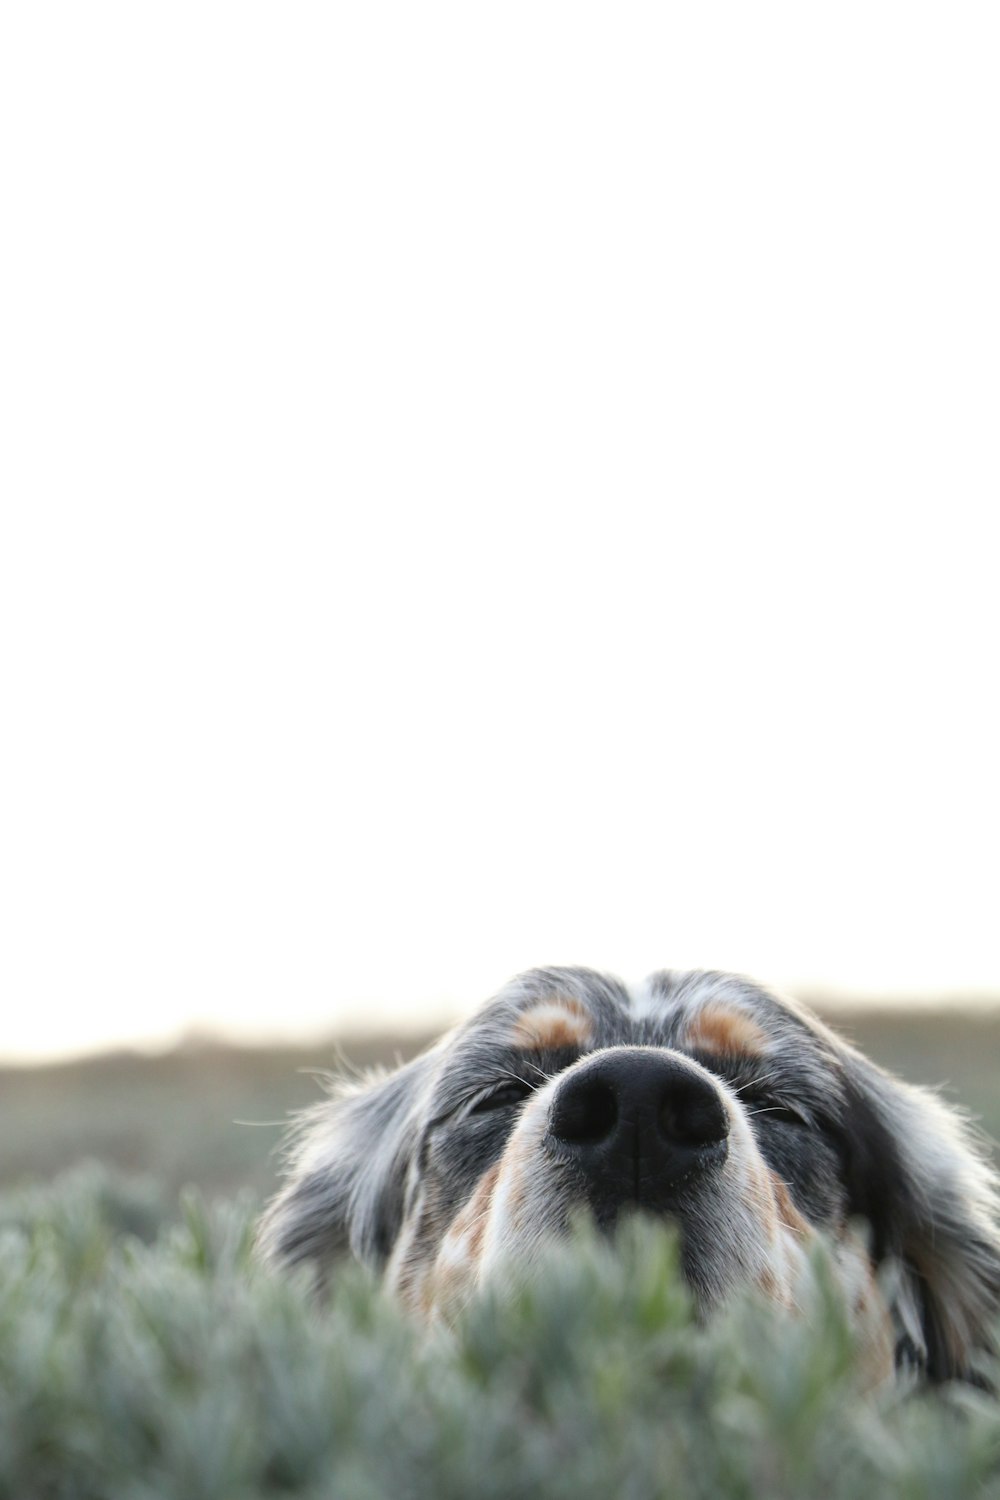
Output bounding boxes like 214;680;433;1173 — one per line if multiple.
659;1086;729;1147
550;1078;618;1145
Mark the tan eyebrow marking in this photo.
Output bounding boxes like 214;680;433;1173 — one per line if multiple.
685;1003;767;1057
510;997;594;1052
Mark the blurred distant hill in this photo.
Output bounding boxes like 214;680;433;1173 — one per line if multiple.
2;1006;998;1199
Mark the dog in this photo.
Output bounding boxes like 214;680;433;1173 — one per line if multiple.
258;967;1000;1383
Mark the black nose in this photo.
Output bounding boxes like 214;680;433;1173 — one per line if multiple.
548;1048;729;1209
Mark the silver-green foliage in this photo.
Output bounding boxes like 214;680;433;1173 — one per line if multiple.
0;1167;998;1500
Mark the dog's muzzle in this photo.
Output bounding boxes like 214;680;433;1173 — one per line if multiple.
547;1048;730;1217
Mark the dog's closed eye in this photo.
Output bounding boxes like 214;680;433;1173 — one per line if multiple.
743;1097;810;1128
469;1080;535;1114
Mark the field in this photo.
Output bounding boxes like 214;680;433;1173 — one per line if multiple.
2;1006;999;1498
2;1005;998;1202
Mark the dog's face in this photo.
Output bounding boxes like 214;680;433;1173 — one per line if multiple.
259;968;1000;1383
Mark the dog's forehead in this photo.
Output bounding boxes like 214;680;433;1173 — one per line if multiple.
420;967;842;1141
456;966;822;1055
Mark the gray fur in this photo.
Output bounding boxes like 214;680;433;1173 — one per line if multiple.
257;966;1000;1379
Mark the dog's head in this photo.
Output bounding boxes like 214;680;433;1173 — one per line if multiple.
258;967;1000;1383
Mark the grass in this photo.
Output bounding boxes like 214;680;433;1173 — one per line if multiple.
1;1166;999;1500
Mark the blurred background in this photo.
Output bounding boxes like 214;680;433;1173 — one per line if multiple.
2;3;998;1199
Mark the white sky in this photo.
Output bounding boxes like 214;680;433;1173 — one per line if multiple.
2;4;998;1062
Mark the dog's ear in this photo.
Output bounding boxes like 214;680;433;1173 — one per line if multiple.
257;1050;437;1287
838;1046;1000;1383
